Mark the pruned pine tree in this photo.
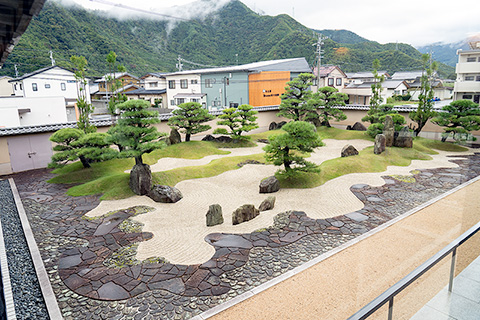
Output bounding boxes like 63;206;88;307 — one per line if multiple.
310;86;348;127
168;102;214;142
48;128;86;168
277;73;317;121
264;121;322;176
409;54;438;136
214;104;258;139
432;100;480;142
75;132;117;163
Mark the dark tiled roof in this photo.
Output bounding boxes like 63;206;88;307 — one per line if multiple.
125;88;166;95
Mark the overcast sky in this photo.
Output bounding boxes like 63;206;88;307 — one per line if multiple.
65;0;480;47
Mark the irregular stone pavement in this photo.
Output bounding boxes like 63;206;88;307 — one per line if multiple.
7;153;480;319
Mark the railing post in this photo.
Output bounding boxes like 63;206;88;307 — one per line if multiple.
388;297;394;320
449;248;457;292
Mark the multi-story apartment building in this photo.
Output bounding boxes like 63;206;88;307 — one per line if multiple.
454;40;480;103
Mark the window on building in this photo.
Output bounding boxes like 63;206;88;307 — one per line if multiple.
176;98;186;105
170;100;175;106
61;83;66;91
465;76;475;81
476;76;480;82
14;84;17;90
45;83;51;89
205;79;213;88
463;95;473;99
180;79;188;89
149;82;158;88
168;80;176;89
467;57;477;62
191;79;198;84
19;83;22;90
336;78;342;86
328;78;334;86
32;83;38;91
191;98;199;103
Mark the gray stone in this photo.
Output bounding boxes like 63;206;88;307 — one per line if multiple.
201;134;216;142
351;122;367;131
383;115;394;147
259;196;276;211
374;134;386;155
268;122;277;130
129;163;152;196
346;125;352;130
232;204;260;225
341;144;359;157
169;128;181;145
393;126;413;148
149;185;183;203
259;176;280;193
206;204;223;227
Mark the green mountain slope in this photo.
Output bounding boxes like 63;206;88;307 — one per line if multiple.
0;0;455;79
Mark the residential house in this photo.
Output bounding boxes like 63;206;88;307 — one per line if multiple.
6;65;88;124
392;70;452;101
454;40;480;103
165;58;312;110
0;75;13;96
345;71;391;85
342;79;409;105
313;65;347;91
124;72;168;108
91;72;141;100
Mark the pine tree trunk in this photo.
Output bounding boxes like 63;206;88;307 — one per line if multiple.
79;155;91;168
185;133;191;142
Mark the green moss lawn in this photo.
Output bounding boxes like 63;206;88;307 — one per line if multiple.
49;127;469;200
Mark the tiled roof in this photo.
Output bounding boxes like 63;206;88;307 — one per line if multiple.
125;88;166;95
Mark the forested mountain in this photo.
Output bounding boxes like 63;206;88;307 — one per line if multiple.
0;0;455;79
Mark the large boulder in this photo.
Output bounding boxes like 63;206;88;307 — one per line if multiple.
269;122;278;130
374;134;386;155
351;122;367;131
383;115;394;147
202;134;216;142
216;135;233;143
259;196;276;212
129;163;152;195
393;126;413;148
259;176;280;193
341;144;359;157
149;185;183;203
206;204;223;227
169;128;181;145
232;204;260;225
346;125;352;130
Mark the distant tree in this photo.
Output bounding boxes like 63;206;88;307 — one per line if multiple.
409;53;438;136
432;100;480;142
106;51;127;120
213;104;258;139
264;121;322;176
277;73;317;121
309;86;348;127
48;128;89;168
168;102;214;142
70;55;95;133
110;99;165;165
370;59;384;111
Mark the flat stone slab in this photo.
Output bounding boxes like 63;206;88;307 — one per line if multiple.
345;212;369;222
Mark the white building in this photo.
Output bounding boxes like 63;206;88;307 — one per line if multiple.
0;76;13;96
454;40;480;103
164;73;205;108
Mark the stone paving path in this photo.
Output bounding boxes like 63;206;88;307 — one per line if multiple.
7;153;480;319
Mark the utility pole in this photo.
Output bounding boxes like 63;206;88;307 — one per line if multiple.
314;34;327;91
14;64;18;78
176;55;183;71
49;50;55;66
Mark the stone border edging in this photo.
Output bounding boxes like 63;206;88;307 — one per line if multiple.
190;174;480;320
0;183;17;320
8;178;63;320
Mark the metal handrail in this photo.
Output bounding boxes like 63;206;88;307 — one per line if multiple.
347;221;480;320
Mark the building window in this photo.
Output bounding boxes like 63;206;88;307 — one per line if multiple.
476;76;480;82
336;78;342;86
170;99;175;106
60;83;66;91
14;84;17;90
463;95;473;99
467;57;477;62
168;80;176;89
20;83;22;90
45;83;51;89
149;82;158;88
328;78;334;86
191;79;198;84
180;79;188;89
205;79;213;88
176;98;185;105
32;83;38;91
191;98;199;103
465;76;475;81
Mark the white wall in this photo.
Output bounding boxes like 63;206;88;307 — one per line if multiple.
0;96;68;127
0;77;13;97
144;75;167;90
165;74;202;108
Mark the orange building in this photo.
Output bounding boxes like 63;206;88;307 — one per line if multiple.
248;71;291;107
